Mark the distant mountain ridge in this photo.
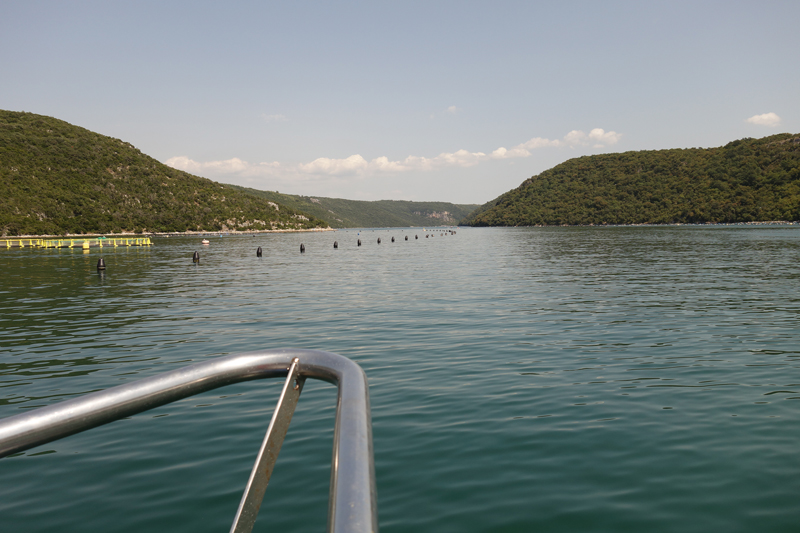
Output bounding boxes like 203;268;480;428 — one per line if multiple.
461;134;800;226
228;185;478;228
0;110;328;236
0;110;476;236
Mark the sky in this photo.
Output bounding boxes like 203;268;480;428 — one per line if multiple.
1;1;799;205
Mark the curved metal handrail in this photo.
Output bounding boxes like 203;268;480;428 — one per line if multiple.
0;349;378;533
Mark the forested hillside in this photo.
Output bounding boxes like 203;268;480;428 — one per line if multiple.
462;134;800;226
228;185;477;228
0;111;327;236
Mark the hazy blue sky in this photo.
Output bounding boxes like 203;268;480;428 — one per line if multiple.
2;1;798;204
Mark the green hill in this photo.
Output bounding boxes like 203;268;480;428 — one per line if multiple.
0;110;328;236
228;185;477;228
461;134;800;226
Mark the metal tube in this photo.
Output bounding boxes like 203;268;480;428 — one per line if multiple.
0;349;378;533
230;357;306;533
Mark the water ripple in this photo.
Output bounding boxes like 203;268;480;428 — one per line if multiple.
1;226;800;532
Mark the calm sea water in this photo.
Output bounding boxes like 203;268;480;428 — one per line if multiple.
1;226;800;532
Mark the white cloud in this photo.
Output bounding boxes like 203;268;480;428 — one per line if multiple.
563;130;586;145
746;112;781;127
431;149;487;167
165;156;255;174
262;113;287;122
298;155;369;175
446;105;460;114
293;149;489;177
522;137;564;150
165;127;622;182
490;129;620;160
562;128;622;147
371;156;407;172
588;128;622;145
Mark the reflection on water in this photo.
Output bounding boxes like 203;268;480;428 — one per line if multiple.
1;226;800;532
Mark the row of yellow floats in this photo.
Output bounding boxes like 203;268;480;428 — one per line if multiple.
1;237;152;249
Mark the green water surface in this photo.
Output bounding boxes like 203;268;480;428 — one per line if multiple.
1;226;799;532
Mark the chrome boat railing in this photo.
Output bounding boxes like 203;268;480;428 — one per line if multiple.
0;349;378;533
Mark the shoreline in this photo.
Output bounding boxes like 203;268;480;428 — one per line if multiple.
2;227;335;239
4;220;799;238
464;220;800;228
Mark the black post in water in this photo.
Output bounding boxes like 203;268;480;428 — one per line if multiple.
358;239;362;246
391;237;395;242
96;258;106;271
377;238;381;244
192;251;200;263
256;246;262;257
334;241;338;249
300;243;305;253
